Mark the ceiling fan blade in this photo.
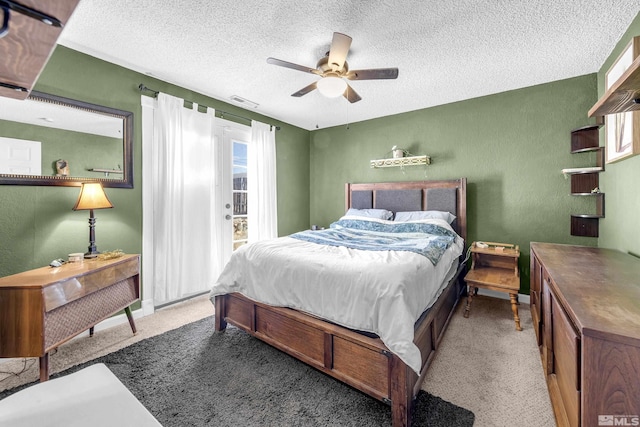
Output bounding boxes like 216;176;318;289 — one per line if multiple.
345;68;399;80
291;81;318;97
328;32;352;72
267;57;321;75
343;83;362;103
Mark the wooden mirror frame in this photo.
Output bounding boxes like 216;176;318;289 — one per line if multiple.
0;91;134;188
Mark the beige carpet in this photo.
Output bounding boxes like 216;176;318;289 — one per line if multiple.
421;295;555;426
0;294;554;426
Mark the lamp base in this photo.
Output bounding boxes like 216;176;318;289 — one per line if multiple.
84;209;100;259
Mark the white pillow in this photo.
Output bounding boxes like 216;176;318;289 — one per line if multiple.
344;208;394;220
394;210;456;224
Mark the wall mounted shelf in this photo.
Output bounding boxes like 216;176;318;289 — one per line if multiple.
565;125;604;237
370;155;431;168
561;166;603;175
589;53;640;117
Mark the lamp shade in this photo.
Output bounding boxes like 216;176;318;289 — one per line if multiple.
316;76;347;98
72;183;113;211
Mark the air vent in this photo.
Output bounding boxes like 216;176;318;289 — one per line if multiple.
229;95;258;109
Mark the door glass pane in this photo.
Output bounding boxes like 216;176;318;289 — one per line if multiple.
233;143;247;191
232;141;248;250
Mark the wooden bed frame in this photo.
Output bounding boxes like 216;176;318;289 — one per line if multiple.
214;179;467;427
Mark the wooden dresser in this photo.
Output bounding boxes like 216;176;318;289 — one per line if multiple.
0;254;140;381
530;243;640;427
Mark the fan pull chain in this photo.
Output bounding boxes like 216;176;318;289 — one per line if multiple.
346;85;350;130
315;92;320;129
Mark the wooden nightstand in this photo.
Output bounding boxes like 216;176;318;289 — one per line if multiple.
463;242;522;331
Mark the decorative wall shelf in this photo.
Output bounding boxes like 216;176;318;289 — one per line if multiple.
565;125;604;237
561;166;603;175
588;43;640;117
370;155;431;168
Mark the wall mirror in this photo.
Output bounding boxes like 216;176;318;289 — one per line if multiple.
0;91;133;188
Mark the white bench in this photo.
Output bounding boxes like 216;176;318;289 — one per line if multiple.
0;363;162;427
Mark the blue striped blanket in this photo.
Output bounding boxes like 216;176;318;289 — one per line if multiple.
290;218;458;265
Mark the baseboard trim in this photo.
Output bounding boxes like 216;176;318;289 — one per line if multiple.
75;306;147;338
141;298;155;316
68;300;155;338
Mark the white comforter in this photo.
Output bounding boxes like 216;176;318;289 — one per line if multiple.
210;219;464;374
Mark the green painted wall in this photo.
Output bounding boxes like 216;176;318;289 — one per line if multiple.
597;12;640;257
0;45;310;278
310;75;599;294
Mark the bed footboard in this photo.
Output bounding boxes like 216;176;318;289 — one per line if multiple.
213;265;465;427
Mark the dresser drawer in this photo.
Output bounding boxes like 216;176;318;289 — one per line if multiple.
551;297;580;427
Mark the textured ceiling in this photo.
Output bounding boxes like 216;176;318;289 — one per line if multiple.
58;0;639;130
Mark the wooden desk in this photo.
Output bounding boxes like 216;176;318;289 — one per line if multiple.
0;254;140;381
463;242;522;331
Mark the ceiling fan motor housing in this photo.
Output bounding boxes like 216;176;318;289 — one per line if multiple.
317;56;348;75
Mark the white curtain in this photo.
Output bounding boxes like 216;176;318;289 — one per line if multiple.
152;93;221;305
248;120;277;242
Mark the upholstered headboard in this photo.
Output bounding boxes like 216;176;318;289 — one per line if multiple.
345;179;467;243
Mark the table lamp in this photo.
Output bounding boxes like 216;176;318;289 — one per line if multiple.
72;182;113;258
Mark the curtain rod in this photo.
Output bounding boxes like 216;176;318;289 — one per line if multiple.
138;84;280;130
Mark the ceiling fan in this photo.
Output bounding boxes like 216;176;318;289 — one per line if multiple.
267;32;398;103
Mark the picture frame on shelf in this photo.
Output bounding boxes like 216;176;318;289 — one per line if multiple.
605;36;640;163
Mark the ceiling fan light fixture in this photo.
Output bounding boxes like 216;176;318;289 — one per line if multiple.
268;32;395;103
317;76;347;98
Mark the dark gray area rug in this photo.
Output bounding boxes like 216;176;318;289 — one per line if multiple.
1;316;474;426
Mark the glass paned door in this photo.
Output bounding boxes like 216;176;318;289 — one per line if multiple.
232;141;248;250
216;119;251;265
